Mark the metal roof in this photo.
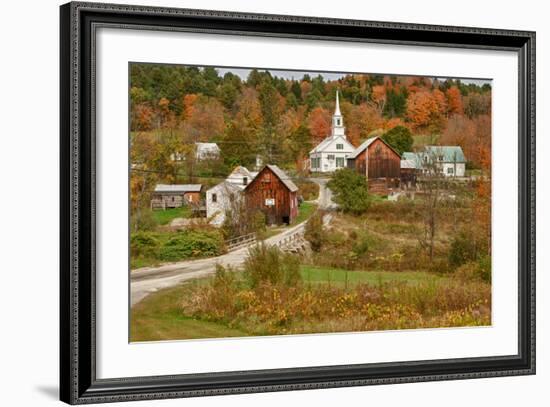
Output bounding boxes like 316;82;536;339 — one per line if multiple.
154;184;202;193
195;142;220;151
349;137;378;159
424;146;466;163
401;152;423;169
266;165;299;192
245;165;298;192
228;166;253;178
207;180;243;193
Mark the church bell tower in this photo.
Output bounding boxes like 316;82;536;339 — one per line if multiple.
331;90;346;138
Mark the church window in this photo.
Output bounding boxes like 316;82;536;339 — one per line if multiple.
336;144;343;150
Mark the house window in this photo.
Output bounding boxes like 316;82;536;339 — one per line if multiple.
212;193;217;203
243;176;248;185
263;173;271;183
447;167;454;175
336;144;343;150
336;157;345;168
327;154;335;160
438;155;444;161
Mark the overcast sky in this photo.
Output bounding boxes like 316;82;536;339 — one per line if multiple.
216;67;491;85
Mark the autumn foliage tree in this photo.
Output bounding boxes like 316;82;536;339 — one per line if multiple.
307;107;331;143
130;64;492;180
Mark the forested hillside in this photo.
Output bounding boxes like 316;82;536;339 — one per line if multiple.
130;64;492;171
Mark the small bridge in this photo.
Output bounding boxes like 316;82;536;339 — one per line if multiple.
275;229;309;254
225;233;257;252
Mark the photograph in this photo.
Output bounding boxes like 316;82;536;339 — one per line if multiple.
129;64;493;342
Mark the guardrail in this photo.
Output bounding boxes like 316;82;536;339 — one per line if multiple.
225;233;257;251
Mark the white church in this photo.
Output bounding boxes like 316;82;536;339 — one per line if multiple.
309;91;355;173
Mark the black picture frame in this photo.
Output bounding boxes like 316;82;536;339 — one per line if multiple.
60;1;536;404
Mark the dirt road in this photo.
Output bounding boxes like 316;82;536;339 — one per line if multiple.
130;220;308;307
309;178;337;209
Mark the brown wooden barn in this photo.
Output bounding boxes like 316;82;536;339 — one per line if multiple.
150;184;203;210
244;165;299;225
347;137;401;194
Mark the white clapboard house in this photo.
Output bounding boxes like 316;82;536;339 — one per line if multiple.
401;146;467;177
170;142;221;162
206;166;257;226
309;91;355;173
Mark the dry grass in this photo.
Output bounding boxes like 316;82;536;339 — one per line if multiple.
179;273;490;336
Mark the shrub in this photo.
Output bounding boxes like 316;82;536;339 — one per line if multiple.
159;229;225;261
455;256;491;283
304;212;326;252
448;229;489;267
132;208;157;232
327;168;370;215
477;255;491;283
352;232;371;257
130;231;159;258
381;125;413;156
251;211;267;234
243;244;302;288
296;180;320;201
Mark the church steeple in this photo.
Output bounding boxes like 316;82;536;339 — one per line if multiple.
331;90;345;138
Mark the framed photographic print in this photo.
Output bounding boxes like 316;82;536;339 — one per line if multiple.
60;1;535;404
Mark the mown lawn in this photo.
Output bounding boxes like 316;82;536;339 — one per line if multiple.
293;202;317;225
131;283;248;342
130;268;443;341
300;266;443;287
152;206;192;225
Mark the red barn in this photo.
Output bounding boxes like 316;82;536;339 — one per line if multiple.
244;165;299;225
347;136;401;194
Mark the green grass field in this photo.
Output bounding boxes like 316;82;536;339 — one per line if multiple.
293;202;317;225
300;266;442;287
131;282;247;342
152;206;192;225
131;267;442;341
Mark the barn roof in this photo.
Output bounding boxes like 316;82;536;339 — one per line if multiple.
245;165;298;192
424;146;466;163
154;184;202;193
266;165;299;192
349;136;402;160
349;137;377;159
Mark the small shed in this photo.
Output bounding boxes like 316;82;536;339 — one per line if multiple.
244;165;299;225
151;184;203;210
400;151;423;187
